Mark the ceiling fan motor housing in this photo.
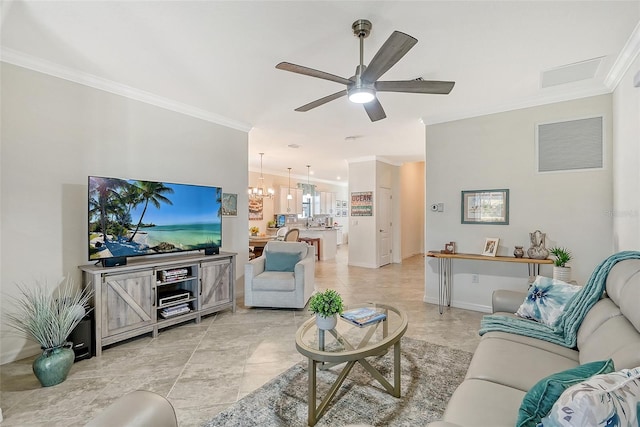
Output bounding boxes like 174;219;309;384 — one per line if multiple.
352;19;372;38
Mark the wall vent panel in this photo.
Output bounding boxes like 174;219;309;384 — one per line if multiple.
537;116;603;173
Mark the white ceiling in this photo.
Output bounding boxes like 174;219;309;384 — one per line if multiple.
2;1;639;184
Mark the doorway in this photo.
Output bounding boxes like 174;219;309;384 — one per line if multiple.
377;187;392;267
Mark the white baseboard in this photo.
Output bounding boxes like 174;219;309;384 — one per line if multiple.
347;261;379;269
423;296;492;313
1;342;40;365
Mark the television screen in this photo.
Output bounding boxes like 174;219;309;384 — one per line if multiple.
88;176;222;261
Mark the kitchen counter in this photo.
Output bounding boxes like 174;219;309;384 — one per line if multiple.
298;228;337;261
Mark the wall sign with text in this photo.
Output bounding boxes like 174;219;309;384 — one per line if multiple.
351;191;373;216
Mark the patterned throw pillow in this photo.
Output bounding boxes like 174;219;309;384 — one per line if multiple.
515;276;582;327
516;359;615;427
541;367;640;426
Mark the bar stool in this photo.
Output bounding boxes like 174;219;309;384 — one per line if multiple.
298;237;321;261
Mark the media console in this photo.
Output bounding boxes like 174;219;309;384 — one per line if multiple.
79;251;236;356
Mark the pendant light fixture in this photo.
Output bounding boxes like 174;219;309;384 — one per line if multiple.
286;167;292;213
248;153;274;199
305;165;312;199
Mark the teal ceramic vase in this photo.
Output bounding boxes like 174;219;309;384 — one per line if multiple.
32;345;74;387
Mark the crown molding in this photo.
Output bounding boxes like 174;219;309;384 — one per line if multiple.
0;48;253;133
604;21;640;91
422;85;611;126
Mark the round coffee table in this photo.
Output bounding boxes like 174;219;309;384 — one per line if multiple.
295;302;408;426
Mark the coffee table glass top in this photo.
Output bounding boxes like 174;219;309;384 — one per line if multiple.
296;302;408;363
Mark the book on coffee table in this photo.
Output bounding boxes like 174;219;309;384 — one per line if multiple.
340;307;387;327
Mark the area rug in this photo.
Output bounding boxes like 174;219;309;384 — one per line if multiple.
203;338;472;426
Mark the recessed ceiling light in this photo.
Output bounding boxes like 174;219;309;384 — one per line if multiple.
288;144;300;149
336;176;341;180
310;171;315;175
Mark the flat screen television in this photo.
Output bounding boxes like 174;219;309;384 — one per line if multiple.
88;176;222;262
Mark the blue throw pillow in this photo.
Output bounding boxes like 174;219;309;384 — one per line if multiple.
516;359;615;427
515;276;582;327
265;251;301;272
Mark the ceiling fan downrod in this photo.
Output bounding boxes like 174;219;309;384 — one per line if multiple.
350;19;375;103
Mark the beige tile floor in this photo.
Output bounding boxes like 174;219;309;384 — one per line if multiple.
0;246;484;426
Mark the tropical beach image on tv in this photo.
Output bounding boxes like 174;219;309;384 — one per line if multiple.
88;176;222;261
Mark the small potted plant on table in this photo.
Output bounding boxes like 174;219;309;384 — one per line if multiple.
309;289;344;330
549;247;572;282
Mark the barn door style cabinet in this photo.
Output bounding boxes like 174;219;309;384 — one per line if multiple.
80;252;236;356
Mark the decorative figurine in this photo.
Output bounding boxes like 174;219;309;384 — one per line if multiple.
527;230;549;260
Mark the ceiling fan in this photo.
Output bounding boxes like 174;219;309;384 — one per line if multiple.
276;19;455;122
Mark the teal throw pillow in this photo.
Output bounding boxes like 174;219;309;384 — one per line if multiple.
265;251;301;272
516;359;615;427
515;276;582;327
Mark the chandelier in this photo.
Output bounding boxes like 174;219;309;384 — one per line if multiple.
248;153;274;199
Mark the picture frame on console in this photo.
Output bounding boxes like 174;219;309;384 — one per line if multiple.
482;237;500;257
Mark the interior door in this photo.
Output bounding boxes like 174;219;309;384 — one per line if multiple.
378;187;392;267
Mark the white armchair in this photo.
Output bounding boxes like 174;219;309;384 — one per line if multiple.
244;241;316;309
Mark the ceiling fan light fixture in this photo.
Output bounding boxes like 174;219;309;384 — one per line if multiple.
348;87;375;104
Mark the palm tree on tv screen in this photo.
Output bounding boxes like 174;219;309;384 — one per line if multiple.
89;177;127;243
128;181;174;243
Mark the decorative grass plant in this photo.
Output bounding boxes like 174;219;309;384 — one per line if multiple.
549;247;572;267
309;289;344;318
4;277;93;349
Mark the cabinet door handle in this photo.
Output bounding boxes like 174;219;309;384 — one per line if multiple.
152;287;156;307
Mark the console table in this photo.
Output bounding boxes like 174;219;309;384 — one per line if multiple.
426;251;553;314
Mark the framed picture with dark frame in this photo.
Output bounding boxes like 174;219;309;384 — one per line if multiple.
461;189;509;225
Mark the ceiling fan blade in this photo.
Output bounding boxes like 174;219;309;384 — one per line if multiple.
276;62;352;86
363;98;386;122
294;90;347;112
361;31;417;83
376;80;455;94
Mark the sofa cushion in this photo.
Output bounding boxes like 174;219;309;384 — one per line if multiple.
516;359;614;427
466;334;579;392
515;276;582;327
541;367;640;426
265;251;301;272
605;258;640;332
441;379;526;427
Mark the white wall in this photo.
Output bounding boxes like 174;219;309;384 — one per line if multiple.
612;55;640;250
400;162;425;259
348;160;378;268
0;64;249;363
425;95;613;312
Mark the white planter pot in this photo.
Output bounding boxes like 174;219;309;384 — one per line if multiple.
315;314;337;330
553;266;572;282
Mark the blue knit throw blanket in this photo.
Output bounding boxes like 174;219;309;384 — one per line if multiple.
479;251;640;348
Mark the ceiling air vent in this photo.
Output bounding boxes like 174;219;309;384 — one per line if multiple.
541;57;603;88
537;116;603;173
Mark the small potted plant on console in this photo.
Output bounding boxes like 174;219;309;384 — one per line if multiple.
309;289;344;330
549;247;572;282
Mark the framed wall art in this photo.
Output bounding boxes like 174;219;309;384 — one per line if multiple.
461;189;509;225
221;193;238;217
351;191;373;216
248;198;263;221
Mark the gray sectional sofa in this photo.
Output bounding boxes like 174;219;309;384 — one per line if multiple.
428;258;640;427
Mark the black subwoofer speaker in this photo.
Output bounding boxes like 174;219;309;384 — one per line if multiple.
69;311;95;362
